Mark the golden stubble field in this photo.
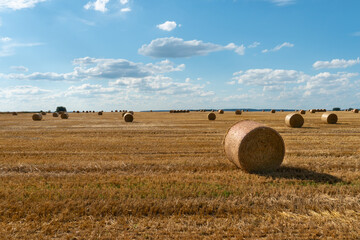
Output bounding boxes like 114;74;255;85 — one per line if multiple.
0;111;359;239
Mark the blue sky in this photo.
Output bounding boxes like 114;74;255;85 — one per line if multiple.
1;0;360;111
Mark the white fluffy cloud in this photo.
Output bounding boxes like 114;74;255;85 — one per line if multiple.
84;0;110;12
248;42;260;48
157;21;177;31
120;0;128;4
11;66;29;72
233;68;306;86
0;0;46;10
269;0;295;6
120;7;131;12
138;37;245;58
1;57;185;81
313;58;360;69
262;42;294;53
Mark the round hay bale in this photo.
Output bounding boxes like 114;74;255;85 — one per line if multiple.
208;112;216;120
12;112;18;116
299;110;305;114
53;112;59;117
41;112;46;116
218;109;224;114
310;109;316;113
321;113;337;124
59;111;64;115
281;110;284;112
235;110;242;115
61;113;69;119
124;113;133;122
262;110;265;112
285;113;304;128
32;113;42;121
271;109;276;113
353;109;359;113
98;112;103;115
224;121;285;172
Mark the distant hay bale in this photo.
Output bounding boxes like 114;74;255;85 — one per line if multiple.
281;110;284;112
12;112;17;116
129;111;134;115
115;110;118;112
321;113;337;124
208;112;216;120
235;110;242;115
41;112;46;116
262;110;265;112
285;113;304;128
300;110;306;114
98;112;103;115
271;109;276;113
32;113;42;121
52;112;59;117
353;109;359;113
224;121;285;172
61;113;69;119
76;111;80;113
124;113;133;122
218;109;224;114
310;109;316;113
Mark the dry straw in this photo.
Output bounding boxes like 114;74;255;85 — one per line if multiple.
61;113;69;119
208;112;216;120
53;112;59;117
353;109;359;113
12;112;17;116
124;113;133;122
32;113;42;121
285;113;304;128
41;112;46;116
218;109;224;114
235;110;242;115
224;121;285;172
321;113;337;124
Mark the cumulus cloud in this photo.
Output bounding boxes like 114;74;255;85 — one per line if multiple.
120;7;131;12
0;85;51;99
313;58;360;69
0;41;42;57
248;42;260;48
269;0;295;6
233;68;306;86
0;0;47;10
157;21;177;31
84;0;110;12
138;37;245;58
1;57;185;81
11;66;29;72
262;42;294;53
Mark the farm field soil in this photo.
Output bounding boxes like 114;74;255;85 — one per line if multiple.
0;111;359;239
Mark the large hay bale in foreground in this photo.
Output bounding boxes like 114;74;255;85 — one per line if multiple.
53;112;59;117
218;109;224;114
61;113;69;119
224;121;285;172
32;113;42;121
124;113;133;122
208;112;216;120
235;110;242;115
321;113;337;124
285;113;304;128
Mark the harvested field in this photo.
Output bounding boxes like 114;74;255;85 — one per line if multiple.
0;111;360;239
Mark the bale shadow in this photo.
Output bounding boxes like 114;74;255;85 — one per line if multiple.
254;166;346;184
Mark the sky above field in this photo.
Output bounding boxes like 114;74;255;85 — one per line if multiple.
0;0;360;111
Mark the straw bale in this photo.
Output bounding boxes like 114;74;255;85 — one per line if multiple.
32;113;42;121
53;112;59;117
235;110;242;115
61;113;69;119
124;113;133;122
208;112;216;120
285;113;304;128
224;121;285;172
321;113;337;124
